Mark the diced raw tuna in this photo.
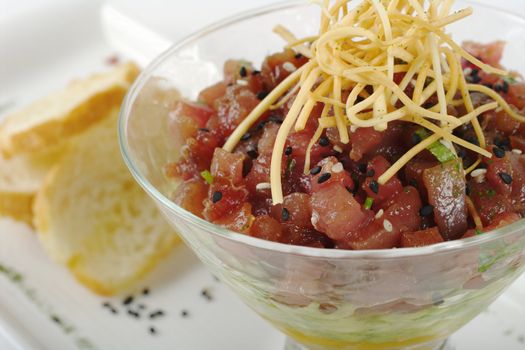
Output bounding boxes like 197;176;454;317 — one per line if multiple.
401;227;444;248
310;183;369;240
171;179;208;218
362;156;403;206
250;215;283;242
210;148;245;185
423;159;467;240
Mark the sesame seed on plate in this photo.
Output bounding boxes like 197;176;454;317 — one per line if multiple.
333;145;343;153
212;191;223;203
318;173;332;184
383;219;393;232
331;163;344;174
471;168;487;178
499;172;513;185
512;149;523;155
282;62;296;72
256;182;271;191
310;166;322;175
236;79;248;86
375;209;384;219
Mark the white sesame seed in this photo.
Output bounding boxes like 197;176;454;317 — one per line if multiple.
375;209;384;219
463;67;472;75
383;219;393;232
311;212;320;226
512;149;523;155
333;145;343;153
236;79;248;86
471;168;487;183
331;163;344;173
255;182;271;191
282;62;297;73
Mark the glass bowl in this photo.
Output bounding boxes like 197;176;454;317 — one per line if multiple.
119;1;525;349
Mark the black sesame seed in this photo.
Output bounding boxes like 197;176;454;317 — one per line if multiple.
123;296;134;306
294;53;303;59
268;115;284;124
420;205;434;217
149;327;157;335
247;148;259;159
199;128;210;132
411;132;422;145
319;136;330;147
369;180;379;194
285;146;293;156
458;148;467;159
201;289;213;301
138;304;146;310
310;166;322;175
502;81;509;93
499;172;513;185
251;70;261;76
241;132;251;141
212;191;223;203
181;310;189;317
281;208;290;221
366;169;375;178
257;91;268;100
357;163;367;173
493;147;505;158
143;288;150;296
239;66;247;77
128;310;140;318
149;310;165;319
318;173;332;184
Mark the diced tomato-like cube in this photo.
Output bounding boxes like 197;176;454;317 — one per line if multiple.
349;127;383;161
250;215;283;242
343;186;422;250
282;224;334;248
469;181;514;226
486;146;513;196
404;159;439;197
210;148;245;185
510;136;525;153
271;193;313;228
483;212;522;232
258;123;280;155
186;129;222;171
507;82;525;110
401;227;444;248
362;156;403;206
171;179;208;218
198;82;228;108
261;49;309;89
204;181;249;221
214;202;253;233
310;183;369;240
310;157;354;193
423;159;467;240
462;41;505;68
509;154;525;213
172;100;214;129
216;86;261;137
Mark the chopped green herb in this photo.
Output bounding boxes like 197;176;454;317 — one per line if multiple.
503;76;517;85
200;170;214;185
475;229;483;235
364;197;374;210
486;189;496;197
415;128;456;163
286;158;297;176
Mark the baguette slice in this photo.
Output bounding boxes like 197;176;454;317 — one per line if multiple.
0;62;139;157
34;111;179;295
0;147;64;225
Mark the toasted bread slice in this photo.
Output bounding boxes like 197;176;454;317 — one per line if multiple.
0;146;64;225
0;62;140;157
34;111;179;295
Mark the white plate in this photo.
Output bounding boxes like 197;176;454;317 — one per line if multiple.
0;1;524;349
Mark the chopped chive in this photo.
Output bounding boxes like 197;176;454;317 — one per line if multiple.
364;197;374;210
200;170;214;185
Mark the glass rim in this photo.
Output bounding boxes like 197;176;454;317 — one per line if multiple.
119;0;525;260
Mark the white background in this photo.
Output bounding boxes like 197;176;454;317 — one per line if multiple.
0;1;524;349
